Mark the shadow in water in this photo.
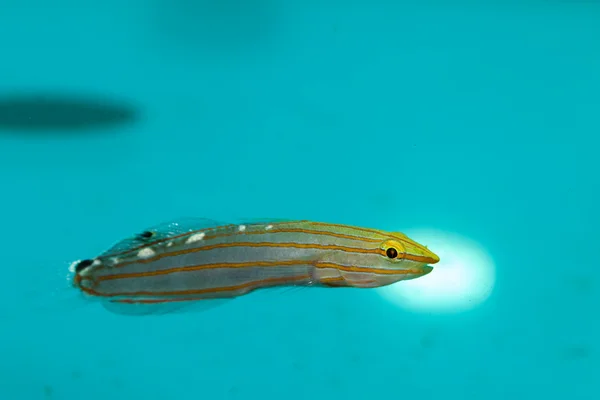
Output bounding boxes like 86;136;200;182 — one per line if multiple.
0;93;139;133
153;0;279;53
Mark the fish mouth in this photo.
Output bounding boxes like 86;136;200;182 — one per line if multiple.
421;265;434;276
422;249;440;265
404;244;439;265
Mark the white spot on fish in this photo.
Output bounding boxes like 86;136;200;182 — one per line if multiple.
265;225;273;230
68;260;81;274
137;248;156;258
69;258;101;276
238;225;246;232
167;241;174;247
186;232;205;244
111;257;120;264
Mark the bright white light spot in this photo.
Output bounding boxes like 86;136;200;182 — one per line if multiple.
377;229;495;313
239;225;246;232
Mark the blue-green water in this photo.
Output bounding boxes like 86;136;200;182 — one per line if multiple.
0;1;598;399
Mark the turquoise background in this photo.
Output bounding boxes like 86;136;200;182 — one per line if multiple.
0;1;598;399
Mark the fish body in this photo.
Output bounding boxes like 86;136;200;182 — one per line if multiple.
71;219;439;315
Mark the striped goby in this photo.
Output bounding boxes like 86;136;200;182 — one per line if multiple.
71;218;440;315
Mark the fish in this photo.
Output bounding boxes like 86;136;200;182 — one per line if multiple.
70;218;440;315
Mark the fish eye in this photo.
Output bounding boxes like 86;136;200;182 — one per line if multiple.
380;239;405;260
75;259;94;273
386;247;398;259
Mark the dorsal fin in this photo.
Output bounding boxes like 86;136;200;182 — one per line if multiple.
230;218;294;226
100;217;226;256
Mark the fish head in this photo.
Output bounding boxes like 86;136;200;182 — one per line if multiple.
379;232;440;277
322;231;440;288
